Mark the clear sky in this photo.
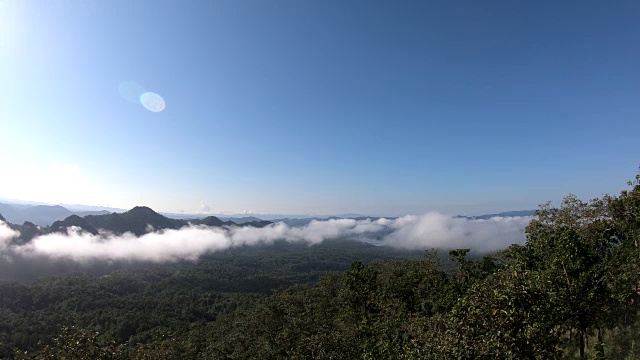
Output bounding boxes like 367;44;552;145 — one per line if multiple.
1;0;639;216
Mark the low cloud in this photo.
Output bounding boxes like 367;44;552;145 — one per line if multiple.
379;213;530;253
0;221;20;252
200;201;212;214
17;226;231;262
0;213;531;263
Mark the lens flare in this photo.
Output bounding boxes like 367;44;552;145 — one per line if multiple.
140;92;166;112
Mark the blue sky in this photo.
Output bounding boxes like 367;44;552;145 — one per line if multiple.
0;0;639;216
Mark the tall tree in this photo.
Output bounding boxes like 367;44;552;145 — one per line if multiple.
524;195;614;359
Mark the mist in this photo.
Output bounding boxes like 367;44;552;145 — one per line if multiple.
0;221;20;252
0;213;531;263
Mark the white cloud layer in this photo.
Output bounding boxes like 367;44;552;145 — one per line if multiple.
0;213;531;263
379;213;531;252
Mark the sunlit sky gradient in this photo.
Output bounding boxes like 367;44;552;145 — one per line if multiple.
1;0;639;216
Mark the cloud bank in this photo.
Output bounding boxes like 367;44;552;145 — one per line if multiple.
0;213;531;263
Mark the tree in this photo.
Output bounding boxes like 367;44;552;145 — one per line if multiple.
603;182;640;358
607;183;640;306
443;259;559;358
524;195;614;359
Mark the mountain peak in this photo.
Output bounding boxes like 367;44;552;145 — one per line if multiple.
195;216;226;227
128;206;157;214
84;206;179;236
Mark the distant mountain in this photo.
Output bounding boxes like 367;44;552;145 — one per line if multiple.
219;216;264;224
272;217;331;227
50;215;100;236
161;212;207;220
459;210;536;220
20;205;73;226
211;213;317;221
0;213;4;222
271;216;367;227
191;216;228;227
60;204;126;213
0;202;113;226
83;206;182;236
237;220;272;228
335;213;369;218
0;203;20;223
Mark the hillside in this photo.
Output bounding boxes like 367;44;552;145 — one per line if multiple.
50;215;100;236
83;206;182;236
190;216;228;227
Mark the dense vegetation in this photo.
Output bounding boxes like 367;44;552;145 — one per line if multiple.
2;180;640;359
0;240;426;358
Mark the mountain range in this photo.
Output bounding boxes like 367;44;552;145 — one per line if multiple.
0;205;275;242
0;200;536;243
0;202;111;227
457;210;536;220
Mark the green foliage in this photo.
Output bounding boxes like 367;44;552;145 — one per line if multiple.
524;195;615;359
443;263;559;358
14;326;125;360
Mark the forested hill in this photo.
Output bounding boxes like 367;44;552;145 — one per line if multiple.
50;215;99;235
82;206;184;236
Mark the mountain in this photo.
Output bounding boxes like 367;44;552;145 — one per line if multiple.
60;204;126;213
161;212;207;220
0;203;20;223
236;220;272;228
83;206;182;236
50;215;100;236
272;216;343;227
4;203;279;241
15;221;42;243
2;221;43;244
335;213;369;218
219;216;264;224
0;202;113;226
459;210;536;220
0;213;4;222
191;216;228;227
20;205;73;226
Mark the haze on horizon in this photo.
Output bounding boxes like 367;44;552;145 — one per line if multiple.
1;0;639;216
